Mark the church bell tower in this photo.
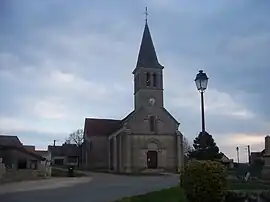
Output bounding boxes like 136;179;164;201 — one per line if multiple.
133;16;164;110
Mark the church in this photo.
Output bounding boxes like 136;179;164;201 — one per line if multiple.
82;19;184;173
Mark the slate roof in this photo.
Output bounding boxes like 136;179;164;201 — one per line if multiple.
134;22;163;72
0;135;45;161
0;135;23;147
48;143;80;156
0;145;45;161
35;150;49;156
251;149;265;157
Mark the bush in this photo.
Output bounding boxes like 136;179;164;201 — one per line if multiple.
180;160;228;202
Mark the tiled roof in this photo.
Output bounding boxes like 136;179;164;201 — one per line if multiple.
84;118;122;137
84;111;135;138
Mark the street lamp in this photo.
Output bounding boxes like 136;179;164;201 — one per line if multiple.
195;70;209;133
236;147;240;164
244;145;251;164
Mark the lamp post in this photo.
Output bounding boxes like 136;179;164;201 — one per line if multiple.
195;70;209;133
244;145;251;164
236;146;240;164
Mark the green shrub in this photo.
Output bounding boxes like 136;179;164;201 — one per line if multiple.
180;160;228;202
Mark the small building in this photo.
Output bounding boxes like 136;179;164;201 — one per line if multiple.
0;135;47;169
0;145;45;169
0;135;50;180
251;150;265;165
23;145;52;164
36;150;52;162
220;153;234;169
48;143;80;166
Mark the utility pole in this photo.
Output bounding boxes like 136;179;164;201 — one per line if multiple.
247;145;251;164
236;147;240;164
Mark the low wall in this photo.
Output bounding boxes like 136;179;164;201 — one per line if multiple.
0;169;47;183
0;162;6;179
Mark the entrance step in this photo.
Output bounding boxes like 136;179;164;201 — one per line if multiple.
141;169;164;174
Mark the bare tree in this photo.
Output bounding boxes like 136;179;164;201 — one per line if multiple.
66;129;84;167
66;129;84;146
183;136;193;156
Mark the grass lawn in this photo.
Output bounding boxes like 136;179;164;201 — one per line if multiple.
228;180;270;190
114;180;270;202
114;186;186;202
51;167;87;177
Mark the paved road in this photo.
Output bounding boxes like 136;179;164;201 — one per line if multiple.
0;173;179;202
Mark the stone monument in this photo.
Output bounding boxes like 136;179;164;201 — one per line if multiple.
262;135;270;180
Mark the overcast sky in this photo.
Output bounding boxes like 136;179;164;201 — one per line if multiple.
1;0;270;162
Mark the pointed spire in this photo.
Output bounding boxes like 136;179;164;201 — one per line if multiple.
135;13;163;70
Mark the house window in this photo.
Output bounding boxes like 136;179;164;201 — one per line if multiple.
149;116;156;132
67;156;78;164
30;160;38;170
18;159;27;169
54;159;64;165
146;72;150;86
153;73;157;87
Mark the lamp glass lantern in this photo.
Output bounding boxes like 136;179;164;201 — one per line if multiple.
195;70;209;92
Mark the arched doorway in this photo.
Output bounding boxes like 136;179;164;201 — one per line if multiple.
146;140;160;169
147;151;157;169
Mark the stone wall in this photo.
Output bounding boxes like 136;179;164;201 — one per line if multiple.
0;169;46;183
83;136;109;170
129;134;179;173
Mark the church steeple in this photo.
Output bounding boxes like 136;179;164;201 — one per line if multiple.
134;22;163;71
133;13;164;110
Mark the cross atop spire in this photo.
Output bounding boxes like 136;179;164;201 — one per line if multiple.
143;7;149;23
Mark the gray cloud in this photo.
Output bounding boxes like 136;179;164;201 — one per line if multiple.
0;0;269;161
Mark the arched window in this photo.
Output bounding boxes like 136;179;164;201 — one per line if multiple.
146;72;150;86
149;116;156;132
153;73;157;87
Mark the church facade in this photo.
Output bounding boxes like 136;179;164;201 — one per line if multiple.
82;21;184;173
